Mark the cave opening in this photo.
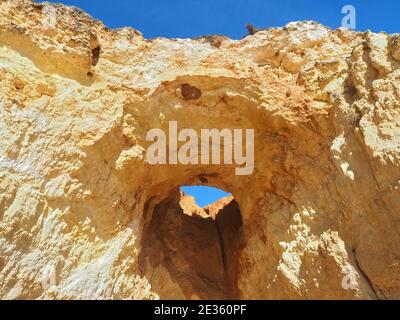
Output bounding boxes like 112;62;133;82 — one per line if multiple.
180;185;232;208
138;185;243;300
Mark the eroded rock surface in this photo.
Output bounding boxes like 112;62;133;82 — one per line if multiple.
0;0;400;299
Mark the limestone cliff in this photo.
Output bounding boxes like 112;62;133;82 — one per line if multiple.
0;0;400;299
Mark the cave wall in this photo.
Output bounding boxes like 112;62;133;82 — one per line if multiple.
0;0;400;299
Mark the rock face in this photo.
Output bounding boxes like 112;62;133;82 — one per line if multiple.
0;0;400;300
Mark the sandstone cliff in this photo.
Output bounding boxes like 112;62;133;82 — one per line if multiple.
0;0;399;299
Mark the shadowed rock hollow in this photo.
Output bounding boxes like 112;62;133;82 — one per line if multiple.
139;192;242;300
0;0;400;300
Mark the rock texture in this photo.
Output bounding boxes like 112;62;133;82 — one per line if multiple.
0;0;400;300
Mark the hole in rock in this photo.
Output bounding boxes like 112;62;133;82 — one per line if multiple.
181;83;202;100
139;186;243;300
180;186;231;208
91;46;101;66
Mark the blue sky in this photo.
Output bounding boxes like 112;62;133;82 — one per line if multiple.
181;186;231;207
37;0;398;206
39;0;399;39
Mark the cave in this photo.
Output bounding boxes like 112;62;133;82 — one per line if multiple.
138;187;243;300
2;2;399;300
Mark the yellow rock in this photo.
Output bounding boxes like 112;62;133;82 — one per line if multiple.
0;0;399;300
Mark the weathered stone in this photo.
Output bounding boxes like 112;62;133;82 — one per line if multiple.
0;0;399;300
